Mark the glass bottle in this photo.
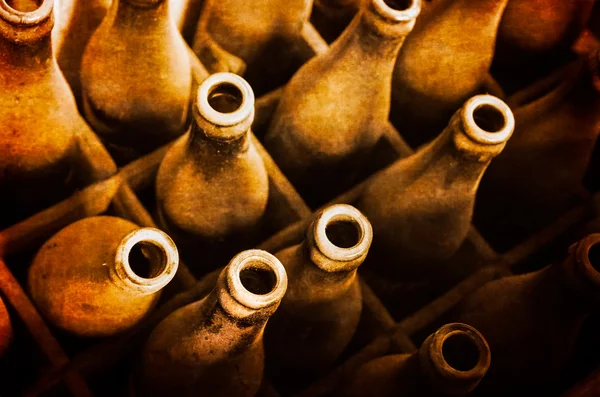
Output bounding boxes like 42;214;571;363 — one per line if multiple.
264;204;373;392
357;95;514;282
137;250;288;397
156;73;269;275
28;216;178;337
0;0;86;225
391;0;509;148
452;233;600;394
81;0;192;162
265;0;421;206
337;323;491;397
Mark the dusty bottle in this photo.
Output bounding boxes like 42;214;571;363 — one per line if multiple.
137;250;288;397
264;204;372;392
357;95;514;282
452;233;600;394
81;0;192;162
0;297;11;358
0;0;87;225
28;217;178;337
391;0;509;148
338;323;491;397
476;53;600;250
265;0;421;205
192;0;311;94
493;0;594;90
56;0;111;107
156;73;269;274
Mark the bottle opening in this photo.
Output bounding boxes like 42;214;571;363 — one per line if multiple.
587;242;600;272
208;83;244;114
383;0;413;10
473;104;506;134
325;219;361;249
4;0;42;12
442;333;481;372
240;265;278;295
128;241;168;280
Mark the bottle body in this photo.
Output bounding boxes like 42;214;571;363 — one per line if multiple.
265;205;372;391
265;0;420;205
81;0;192;160
156;73;269;273
0;297;11;358
357;95;514;281
28;216;178;337
391;0;509;147
138;250;288;397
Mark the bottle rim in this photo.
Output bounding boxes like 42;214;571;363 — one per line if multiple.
226;250;288;310
0;0;52;26
461;95;515;145
371;0;421;23
575;233;600;287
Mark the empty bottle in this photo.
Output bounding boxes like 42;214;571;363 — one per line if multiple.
56;0;111;107
156;73;269;274
0;297;11;358
265;0;421;205
192;0;312;94
476;52;600;250
452;233;600;394
28;217;178;337
81;0;192;162
391;0;509;148
264;204;372;392
337;323;491;397
0;0;88;224
137;250;288;397
357;95;514;282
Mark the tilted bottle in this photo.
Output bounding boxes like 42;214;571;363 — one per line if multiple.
0;297;11;358
337;323;491;397
476;52;600;250
264;204;372;392
0;0;88;224
137;250;288;397
451;233;600;394
192;0;311;94
28;217;178;337
391;0;509;148
156;73;269;274
493;0;594;90
56;0;111;107
81;0;192;161
357;95;514;282
265;0;421;205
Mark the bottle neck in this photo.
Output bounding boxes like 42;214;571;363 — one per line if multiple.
299;241;359;290
111;0;170;32
186;122;251;158
0;34;52;70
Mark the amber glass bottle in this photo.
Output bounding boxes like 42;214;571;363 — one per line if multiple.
357;95;514;282
264;204;372;392
138;250;288;397
265;0;421;206
338;323;491;397
0;297;11;358
0;0;87;225
192;0;311;94
391;0;509;148
28;217;178;337
156;73;269;274
476;53;600;250
56;0;111;107
81;0;192;162
452;233;600;394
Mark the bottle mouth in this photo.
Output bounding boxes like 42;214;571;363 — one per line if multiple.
113;228;179;294
0;0;52;27
461;95;514;145
371;0;421;22
311;204;373;271
575;233;600;287
226;250;288;310
196;72;255;139
425;323;491;384
121;0;164;8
